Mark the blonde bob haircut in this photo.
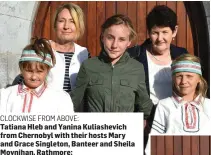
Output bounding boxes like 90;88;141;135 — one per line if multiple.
172;54;208;98
53;3;85;40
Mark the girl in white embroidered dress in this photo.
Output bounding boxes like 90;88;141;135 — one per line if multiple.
145;54;210;155
151;54;210;134
0;38;74;113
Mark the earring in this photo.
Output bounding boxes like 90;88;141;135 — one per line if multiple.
172;38;175;41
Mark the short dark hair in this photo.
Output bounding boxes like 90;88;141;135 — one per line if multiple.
146;5;177;32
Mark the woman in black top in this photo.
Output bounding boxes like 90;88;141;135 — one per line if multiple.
127;5;188;148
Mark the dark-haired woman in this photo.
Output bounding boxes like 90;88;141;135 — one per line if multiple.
127;5;188;148
128;5;188;105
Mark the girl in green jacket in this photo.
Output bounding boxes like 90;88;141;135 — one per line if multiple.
71;14;153;119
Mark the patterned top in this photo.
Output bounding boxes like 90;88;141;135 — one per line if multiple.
0;83;74;113
58;51;91;93
18;83;47;113
150;93;211;135
60;52;74;93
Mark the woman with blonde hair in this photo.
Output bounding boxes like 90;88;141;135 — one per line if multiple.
13;3;90;93
48;3;90;93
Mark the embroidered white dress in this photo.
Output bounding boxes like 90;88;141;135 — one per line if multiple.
145;94;211;155
0;83;74;113
151;94;211;135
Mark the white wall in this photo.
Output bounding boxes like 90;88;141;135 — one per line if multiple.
0;1;38;88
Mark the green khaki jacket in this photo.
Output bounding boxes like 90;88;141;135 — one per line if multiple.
71;50;153;119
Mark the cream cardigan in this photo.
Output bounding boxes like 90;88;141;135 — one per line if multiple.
47;42;89;91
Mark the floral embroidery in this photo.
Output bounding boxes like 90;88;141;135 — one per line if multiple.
172;92;201;132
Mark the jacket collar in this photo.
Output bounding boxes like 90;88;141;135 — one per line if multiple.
99;49;130;65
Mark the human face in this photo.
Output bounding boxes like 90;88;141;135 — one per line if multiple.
149;26;177;53
21;63;49;89
174;72;201;99
55;8;77;43
102;24;131;65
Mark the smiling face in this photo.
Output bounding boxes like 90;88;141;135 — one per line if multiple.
55;8;77;43
21;62;49;89
173;72;201;99
149;26;177;53
101;24;131;65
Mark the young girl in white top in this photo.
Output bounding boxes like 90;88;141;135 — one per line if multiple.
145;54;210;155
151;54;210;134
0;38;74;113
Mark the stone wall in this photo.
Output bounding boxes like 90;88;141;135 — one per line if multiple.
0;1;38;88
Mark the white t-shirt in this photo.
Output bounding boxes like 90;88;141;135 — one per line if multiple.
147;52;172;104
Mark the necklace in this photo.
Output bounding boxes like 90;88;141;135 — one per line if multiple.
150;49;170;62
150;51;162;62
